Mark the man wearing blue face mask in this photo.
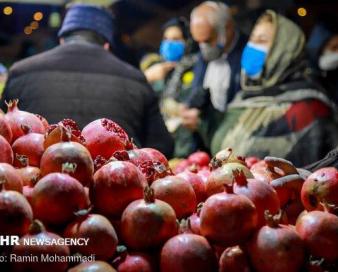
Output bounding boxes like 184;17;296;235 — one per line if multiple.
180;1;247;151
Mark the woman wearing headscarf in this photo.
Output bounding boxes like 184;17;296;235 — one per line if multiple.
210;10;338;167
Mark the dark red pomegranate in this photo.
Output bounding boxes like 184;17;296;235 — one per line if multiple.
92;161;147;217
82;118;132;160
177;170;207;203
296;210;338;261
4;100;45;142
247;211;305;272
0;135;13;164
0;115;13;143
0;186;33;235
142;147;169;167
113;246;156;272
151;176;197;219
160;233;217;272
12;220;70;272
233;170;280;226
219;246;251;272
40;141;94;187
200;186;258;247
187;151;210;167
64;211;118;261
301;167;338;213
31;173;88;226
121;187;178;250
12;133;44;167
16;165;40;186
69;261;117;272
23;185;34;205
205;162;253;197
0;163;23;192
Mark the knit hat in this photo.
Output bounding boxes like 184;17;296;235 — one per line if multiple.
58;4;114;45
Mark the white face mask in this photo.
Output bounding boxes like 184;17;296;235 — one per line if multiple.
319;51;338;71
199;30;226;62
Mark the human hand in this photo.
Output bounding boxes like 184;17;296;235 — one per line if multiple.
181;106;200;131
144;62;176;83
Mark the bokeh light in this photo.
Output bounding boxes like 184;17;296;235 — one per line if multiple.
30;21;39;30
3;6;13;16
297;7;307;17
24;26;33;35
33;11;44;21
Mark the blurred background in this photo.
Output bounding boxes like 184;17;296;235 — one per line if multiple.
0;0;337;67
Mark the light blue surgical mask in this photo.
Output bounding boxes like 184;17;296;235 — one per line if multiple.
160;40;185;62
241;42;269;78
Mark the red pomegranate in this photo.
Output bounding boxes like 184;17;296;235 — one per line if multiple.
0;135;13;164
31;173;88;226
69;261;117;272
4;100;45;142
121;187;178;250
113;246;156;272
247;211;305;272
23;185;34;205
35;114;49;130
82;118;132;160
177;170;207;203
200;186;258;247
197;168;210;183
0;186;33;235
92;161;147;217
16;166;40;186
12;220;70;272
12;133;44;167
40;141;94;187
301;167;338;213
219;246;250;272
0;163;23;192
126;149;152;166
137;160;171;184
151;176;197;219
64;211;118;261
0;115;13;143
160;233;217;272
233;170;280;226
296;210;338;261
142;147;169;167
173;159;191;174
245;156;260;169
205;162;253;197
187;204;203;235
187;151;210;167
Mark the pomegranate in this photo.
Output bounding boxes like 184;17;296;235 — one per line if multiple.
210;148;246;168
23;185;34;205
64;211;118;261
40;141;94;187
205;162;253;197
160;233;217;272
0;135;13;164
247;211;305;272
173;159;191;174
219;246;251;272
142;147;169;167
92;161;147;217
35;114;49;130
0;163;23;192
187;151;210;167
82;118;132;160
11;220;70;272
16;165;40;186
4;100;45;142
151;176;197;219
127;149;152;166
187;204;203;235
245;156;260;169
233;170;280;226
121;187;178;250
31;173;88;226
177;170;207;203
197;168;210;183
113;246;156;272
0;185;33;235
200;185;257;247
296;210;338;261
12;133;44;167
69;261;117;272
0;115;12;143
138;160;171;184
301;167;338;213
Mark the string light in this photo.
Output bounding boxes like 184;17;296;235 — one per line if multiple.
30;21;39;30
33;11;43;21
24;27;33;35
297;7;307;17
3;6;13;16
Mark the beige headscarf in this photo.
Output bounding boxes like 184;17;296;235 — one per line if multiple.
241;10;306;91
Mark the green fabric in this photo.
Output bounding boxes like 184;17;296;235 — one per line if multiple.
0;82;5;97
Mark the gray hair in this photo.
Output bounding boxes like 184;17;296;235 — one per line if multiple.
191;1;231;37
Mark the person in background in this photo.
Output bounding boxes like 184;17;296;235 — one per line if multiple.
0;64;7;98
307;20;338;105
0;4;174;158
180;1;247;151
211;10;338;167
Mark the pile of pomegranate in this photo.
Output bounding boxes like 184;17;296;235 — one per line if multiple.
0;100;337;272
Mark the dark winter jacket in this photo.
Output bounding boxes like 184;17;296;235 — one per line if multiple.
0;42;174;158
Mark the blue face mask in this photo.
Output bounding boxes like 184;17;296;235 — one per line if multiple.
160;40;185;62
241;42;269;78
